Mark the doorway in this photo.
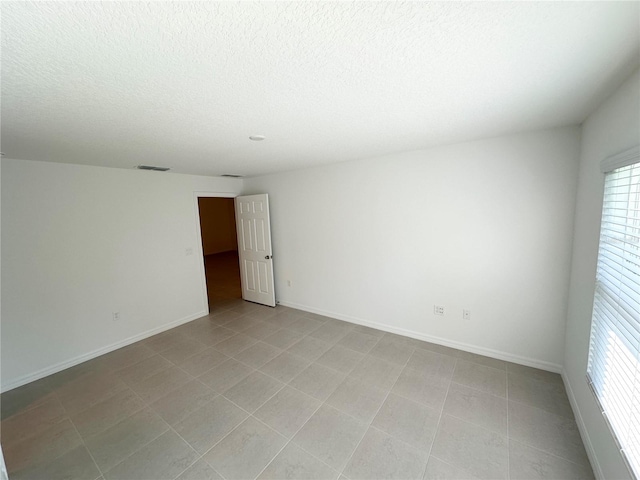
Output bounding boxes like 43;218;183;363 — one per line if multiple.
197;197;242;309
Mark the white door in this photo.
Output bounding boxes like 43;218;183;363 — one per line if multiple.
235;194;276;307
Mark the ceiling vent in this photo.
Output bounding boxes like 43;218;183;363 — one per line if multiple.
137;165;170;172
221;174;244;178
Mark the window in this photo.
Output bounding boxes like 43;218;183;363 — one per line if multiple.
588;146;640;476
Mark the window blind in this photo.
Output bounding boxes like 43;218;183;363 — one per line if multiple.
588;146;640;477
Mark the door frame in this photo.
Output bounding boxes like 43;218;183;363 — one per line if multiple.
193;191;239;314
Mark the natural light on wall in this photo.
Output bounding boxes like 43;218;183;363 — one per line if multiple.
588;146;640;478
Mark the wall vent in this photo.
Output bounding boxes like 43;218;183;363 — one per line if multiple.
137;165;170;172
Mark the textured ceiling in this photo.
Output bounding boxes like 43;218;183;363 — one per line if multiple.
2;2;639;177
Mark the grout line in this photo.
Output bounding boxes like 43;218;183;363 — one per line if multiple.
0;389;58;422
505;402;592;467
58;385;131;420
116;358;272;480
116;376;222;480
248;406;330;480
70;432;105;480
246;379;354;480
1;389;99;478
54;389;106;480
190;374;292;454
92;391;172;476
199;348;386;479
138;349;508;479
428;410;506;437
428;454;478;477
507;395;576;420
423;357;456;475
220;375;288;417
508;437;593;470
232;341;510;447
155;422;207;480
0;396;67;449
190;335;463;467
447;378;508;401
6;304;577;480
338;344;418;478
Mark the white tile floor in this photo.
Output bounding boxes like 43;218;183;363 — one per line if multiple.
1;301;595;480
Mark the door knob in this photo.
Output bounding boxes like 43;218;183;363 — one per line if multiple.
265;255;272;260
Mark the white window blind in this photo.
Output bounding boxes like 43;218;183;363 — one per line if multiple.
588;146;640;477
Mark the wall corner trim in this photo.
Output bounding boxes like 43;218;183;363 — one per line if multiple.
562;370;605;480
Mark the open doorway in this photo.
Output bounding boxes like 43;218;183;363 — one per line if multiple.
197;197;242;309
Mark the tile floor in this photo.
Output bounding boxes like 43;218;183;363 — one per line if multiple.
1;300;595;480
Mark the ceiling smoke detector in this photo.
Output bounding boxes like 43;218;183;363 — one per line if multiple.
249;135;265;141
137;165;170;172
221;174;244;178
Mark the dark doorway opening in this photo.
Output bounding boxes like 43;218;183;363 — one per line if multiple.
197;197;242;309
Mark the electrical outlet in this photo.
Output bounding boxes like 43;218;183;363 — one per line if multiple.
113;312;120;321
434;305;445;316
463;309;471;320
185;248;193;256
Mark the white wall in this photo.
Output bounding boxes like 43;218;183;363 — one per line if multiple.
564;69;640;480
0;159;241;390
244;127;580;369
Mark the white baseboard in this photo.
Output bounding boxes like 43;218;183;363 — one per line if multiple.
1;310;208;393
561;371;604;479
278;300;563;373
